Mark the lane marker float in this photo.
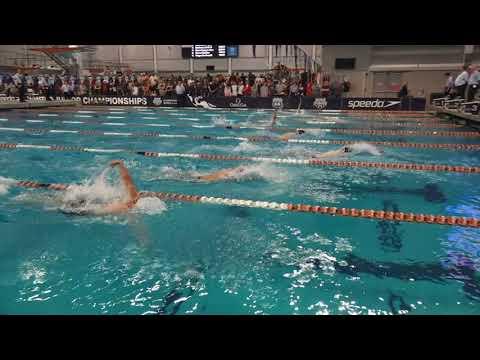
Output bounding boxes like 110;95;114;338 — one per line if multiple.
0;126;479;150
11;180;480;228
1;142;479;173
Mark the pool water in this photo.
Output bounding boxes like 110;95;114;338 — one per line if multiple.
0;106;479;315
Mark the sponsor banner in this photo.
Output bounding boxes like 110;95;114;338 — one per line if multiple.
0;94;426;111
344;98;401;110
42;96;181;107
0;95;48;102
189;96;425;111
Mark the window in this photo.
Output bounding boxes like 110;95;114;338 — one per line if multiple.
335;58;356;70
373;72;402;94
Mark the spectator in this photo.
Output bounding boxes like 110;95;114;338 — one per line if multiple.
342;77;351;93
224;82;232;97
247;72;255;86
305;78;313;96
321;75;330;97
312;80;321;98
454;65;470;99
275;79;285;95
175;80;186;105
444;72;454;97
289;80;299;97
132;83;139;96
68;80;75;98
398;82;409;100
260;82;269;97
243;81;252;96
61;81;69;98
240;73;246;84
18;74;27;102
466;65;479;101
231;80;238;96
238;81;244;96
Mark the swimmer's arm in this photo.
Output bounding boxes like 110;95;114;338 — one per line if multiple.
313;149;342;158
279;132;295;140
197;167;239;182
110;160;138;201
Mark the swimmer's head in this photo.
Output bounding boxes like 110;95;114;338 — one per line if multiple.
343;146;353;153
65;198;87;208
296;129;305;135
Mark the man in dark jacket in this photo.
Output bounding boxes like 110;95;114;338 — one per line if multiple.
19;74;27;102
398;82;408;99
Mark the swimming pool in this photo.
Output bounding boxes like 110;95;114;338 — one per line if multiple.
0;106;479;315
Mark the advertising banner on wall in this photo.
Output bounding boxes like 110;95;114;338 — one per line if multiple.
0;94;426;111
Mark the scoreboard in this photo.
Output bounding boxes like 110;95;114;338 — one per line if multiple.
181;45;239;58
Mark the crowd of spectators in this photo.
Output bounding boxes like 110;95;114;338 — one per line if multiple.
0;63;351;102
445;64;479;101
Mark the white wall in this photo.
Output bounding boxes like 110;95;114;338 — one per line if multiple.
87;45;279;73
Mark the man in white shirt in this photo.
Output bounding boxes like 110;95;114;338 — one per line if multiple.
466;65;479;101
61;82;69;98
175;81;185;95
454;65;470;99
132;84;139;96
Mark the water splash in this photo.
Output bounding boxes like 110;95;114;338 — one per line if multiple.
148;163;289;183
350;142;382;156
132;197;167;216
60;167;126;214
0;176;16;195
233;141;262;153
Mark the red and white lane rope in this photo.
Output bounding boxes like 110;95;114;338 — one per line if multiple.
11;180;480;228
0;126;478;139
1;143;479;174
0;117;461;130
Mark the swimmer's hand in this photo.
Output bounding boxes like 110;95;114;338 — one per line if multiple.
110;160;124;168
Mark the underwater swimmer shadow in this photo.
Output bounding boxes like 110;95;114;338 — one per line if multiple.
335;253;480;301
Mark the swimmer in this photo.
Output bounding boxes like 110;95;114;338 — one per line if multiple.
271;110;277;128
62;160;141;216
312;143;383;158
195;166;246;182
311;146;353;159
279;128;306;141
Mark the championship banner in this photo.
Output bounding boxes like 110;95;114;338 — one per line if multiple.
0;94;426;111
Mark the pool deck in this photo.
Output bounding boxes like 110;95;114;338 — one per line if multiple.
431;105;480;125
0;100;80;110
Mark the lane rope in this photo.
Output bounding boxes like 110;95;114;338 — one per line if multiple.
11;179;480;228
1;143;479;173
0;125;478;140
0;117;462;131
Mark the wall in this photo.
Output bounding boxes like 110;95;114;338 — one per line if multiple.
402;70;447;107
321;45;372;97
0;45;57;69
86;45;275;73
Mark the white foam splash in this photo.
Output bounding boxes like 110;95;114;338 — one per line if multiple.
232;141;262;153
132;197;167;215
149;163;288;183
59;167;127;214
207;163;289;183
350;142;382;156
306;129;326;136
0;176;16;195
212;115;229;126
150;166;191;181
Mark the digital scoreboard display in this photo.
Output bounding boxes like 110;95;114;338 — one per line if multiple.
182;45;239;58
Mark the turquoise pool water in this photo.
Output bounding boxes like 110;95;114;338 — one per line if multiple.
0;106;479;315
